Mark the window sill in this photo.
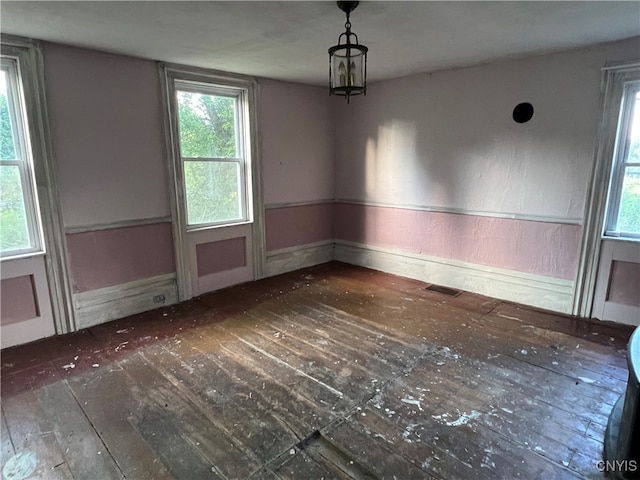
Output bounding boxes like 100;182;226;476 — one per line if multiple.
186;220;253;233
1;249;46;262
603;233;640;243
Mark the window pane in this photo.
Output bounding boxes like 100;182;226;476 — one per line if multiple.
616;166;640;234
184;161;242;225
0;164;30;251
177;91;237;158
628;91;640;164
0;70;17;160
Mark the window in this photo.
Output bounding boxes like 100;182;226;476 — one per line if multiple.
0;56;43;257
605;81;640;239
174;81;250;228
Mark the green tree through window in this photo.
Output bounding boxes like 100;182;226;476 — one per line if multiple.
0;93;16;160
617;139;640;233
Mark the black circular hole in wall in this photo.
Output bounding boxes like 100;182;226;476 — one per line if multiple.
513;103;534;123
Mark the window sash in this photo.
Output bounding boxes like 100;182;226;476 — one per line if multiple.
604;81;640;239
174;81;250;229
175;82;243;161
182;159;247;228
0;55;43;258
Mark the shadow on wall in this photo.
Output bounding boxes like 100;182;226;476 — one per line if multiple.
346;110;581;279
365;120;419;202
363;120;419;250
360;118;460;256
360;118;492;262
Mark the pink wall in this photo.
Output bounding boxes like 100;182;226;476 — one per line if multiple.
66;223;175;292
41;45;339;300
334;203;581;280
196;238;246;276
1;276;38;325
332;38;640;282
43;43;170;228
609;261;640;307
265;203;334;251
38;38;640;315
333;37;640;222
260;80;335;205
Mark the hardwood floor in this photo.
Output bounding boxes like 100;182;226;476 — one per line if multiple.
1;262;635;479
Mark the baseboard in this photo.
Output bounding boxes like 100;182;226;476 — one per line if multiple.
334;240;575;314
74;274;178;329
70;242;576;329
265;241;334;278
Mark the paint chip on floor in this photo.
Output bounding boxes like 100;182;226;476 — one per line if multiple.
401;398;423;411
578;377;596;384
432;410;481;427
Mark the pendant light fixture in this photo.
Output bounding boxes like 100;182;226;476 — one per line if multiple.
328;1;368;103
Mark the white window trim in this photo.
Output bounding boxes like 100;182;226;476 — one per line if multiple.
574;61;640;317
159;63;265;301
1;35;76;333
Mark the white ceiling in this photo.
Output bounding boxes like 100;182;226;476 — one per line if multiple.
1;1;639;85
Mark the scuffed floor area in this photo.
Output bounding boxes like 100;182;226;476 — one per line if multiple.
1;262;634;479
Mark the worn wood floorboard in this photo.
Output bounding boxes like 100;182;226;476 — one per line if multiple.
62;362;174;480
1;262;635;479
1;371;73;479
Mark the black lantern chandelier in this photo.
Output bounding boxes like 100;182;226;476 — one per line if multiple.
328;1;368;103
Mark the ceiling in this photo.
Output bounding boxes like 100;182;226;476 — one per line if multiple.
1;1;639;85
